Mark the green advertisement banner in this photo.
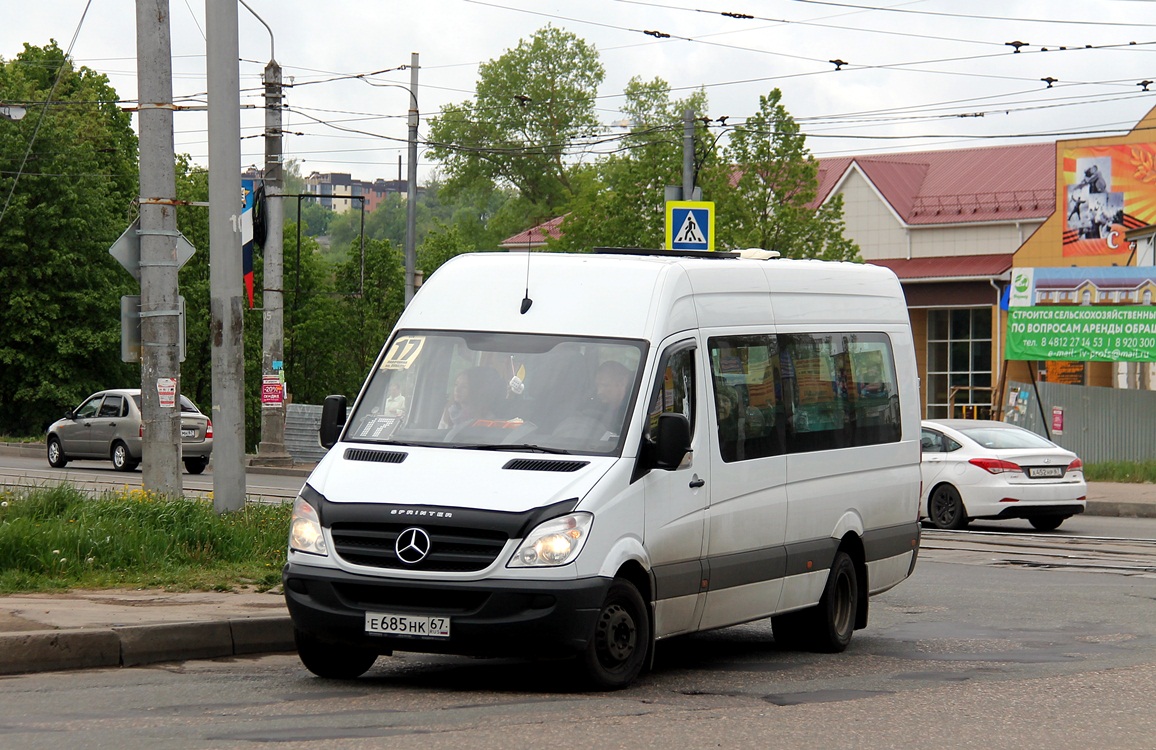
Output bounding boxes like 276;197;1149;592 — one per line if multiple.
1006;306;1156;361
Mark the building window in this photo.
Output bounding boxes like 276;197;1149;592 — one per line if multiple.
926;308;992;419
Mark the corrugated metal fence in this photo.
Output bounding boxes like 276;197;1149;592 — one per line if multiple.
284;404;329;464
1004;380;1156;463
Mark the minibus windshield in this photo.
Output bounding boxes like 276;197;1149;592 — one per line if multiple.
344;331;647;455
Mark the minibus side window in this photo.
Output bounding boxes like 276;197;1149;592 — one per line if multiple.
643;345;696;444
780;332;901;453
708;335;785;462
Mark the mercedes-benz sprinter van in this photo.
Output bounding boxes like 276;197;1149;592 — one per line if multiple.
283;249;922;689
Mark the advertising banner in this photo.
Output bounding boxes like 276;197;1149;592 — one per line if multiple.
1005;306;1156;361
1062;144;1155;257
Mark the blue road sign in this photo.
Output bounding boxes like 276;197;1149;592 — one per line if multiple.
666;201;714;251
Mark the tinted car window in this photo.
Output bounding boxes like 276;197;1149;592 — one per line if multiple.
98;395;123;418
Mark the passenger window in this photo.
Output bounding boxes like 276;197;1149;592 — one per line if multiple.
780;332;901;453
98;395;123;418
643;345;696;444
921;429;944;453
708;335;785;462
75;397;102;420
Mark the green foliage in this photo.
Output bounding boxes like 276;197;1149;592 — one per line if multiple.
428;26;604;220
0;485;290;593
331;238;406;390
699;89;860;260
556;77;710;252
417;223;477;279
0;42;139;435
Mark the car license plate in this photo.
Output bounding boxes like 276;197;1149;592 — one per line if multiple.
365;612;450;638
1029;466;1063;478
181;428;196;438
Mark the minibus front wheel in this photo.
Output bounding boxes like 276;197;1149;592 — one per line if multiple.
294;628;378;680
581;579;650;690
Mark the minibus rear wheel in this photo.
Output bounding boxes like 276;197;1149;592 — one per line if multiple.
811;550;858;653
773;551;859;653
581;579;650;690
294;628;378;680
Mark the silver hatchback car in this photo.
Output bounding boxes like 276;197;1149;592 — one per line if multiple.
46;388;213;473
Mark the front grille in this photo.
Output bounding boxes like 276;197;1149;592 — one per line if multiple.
331;522;508;572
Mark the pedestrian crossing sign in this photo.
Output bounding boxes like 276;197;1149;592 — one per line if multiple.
666;200;715;251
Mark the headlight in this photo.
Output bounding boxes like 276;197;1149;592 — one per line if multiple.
508;512;593;568
289;496;328;556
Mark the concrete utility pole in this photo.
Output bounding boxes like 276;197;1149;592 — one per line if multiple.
135;0;182;495
404;52;419;305
206;0;246;512
257;57;290;463
682;107;695;202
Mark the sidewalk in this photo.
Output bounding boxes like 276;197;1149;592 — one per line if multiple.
0;469;1153;676
0;588;293;675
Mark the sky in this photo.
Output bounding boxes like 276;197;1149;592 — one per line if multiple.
3;0;1156;185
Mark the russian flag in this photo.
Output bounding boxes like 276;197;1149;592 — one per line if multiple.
241;178;255;308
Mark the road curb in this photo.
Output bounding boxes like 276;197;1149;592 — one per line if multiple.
1085;500;1156;519
0;617;294;676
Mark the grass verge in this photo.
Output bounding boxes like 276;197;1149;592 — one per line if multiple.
0;484;290;594
1084;461;1156;483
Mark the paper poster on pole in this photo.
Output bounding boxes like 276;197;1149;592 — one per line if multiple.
157;378;177;409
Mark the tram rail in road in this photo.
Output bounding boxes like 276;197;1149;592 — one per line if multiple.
921;527;1156;577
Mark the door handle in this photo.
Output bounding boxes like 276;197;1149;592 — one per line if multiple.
689;474;705;489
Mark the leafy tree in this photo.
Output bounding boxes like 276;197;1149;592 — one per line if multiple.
0;42;138;435
428;26;604;220
332;238;405;388
699;89;859;260
556;77;710;252
417;223;478;280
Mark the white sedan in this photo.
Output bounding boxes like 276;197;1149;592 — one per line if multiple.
920;419;1087;531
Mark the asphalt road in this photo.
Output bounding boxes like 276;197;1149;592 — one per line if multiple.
1;547;1155;749
0;452;305;503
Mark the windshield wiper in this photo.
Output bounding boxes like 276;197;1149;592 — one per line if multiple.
469;443;573;455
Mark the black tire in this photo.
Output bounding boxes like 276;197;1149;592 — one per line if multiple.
1029;515;1067;531
184;457;210;475
294;629;378;680
810;550;859;653
771;609;810;649
928;484;968;530
47;437;68;468
580;579;650;690
111;441;139;472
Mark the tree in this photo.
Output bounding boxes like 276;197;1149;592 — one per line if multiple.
332;238;406;387
417;223;478;280
556;77;710;252
428;26;604;222
699;89;860;260
0;42;139;435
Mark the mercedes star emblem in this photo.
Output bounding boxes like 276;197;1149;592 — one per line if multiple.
395;527;432;564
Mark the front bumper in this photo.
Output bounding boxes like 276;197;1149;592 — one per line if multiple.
283;562;611;658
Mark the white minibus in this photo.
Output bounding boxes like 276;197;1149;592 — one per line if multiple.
283;249;922;689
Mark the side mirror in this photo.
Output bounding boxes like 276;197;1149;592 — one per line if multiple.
65;409;76;420
319;394;348;449
653;413;691;470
